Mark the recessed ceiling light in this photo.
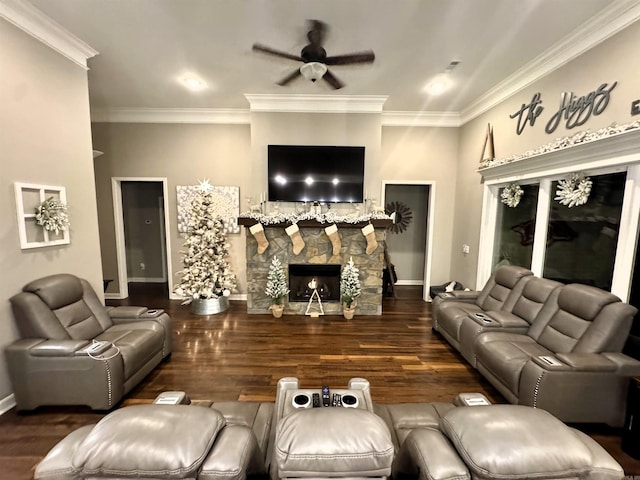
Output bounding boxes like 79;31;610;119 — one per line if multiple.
425;74;451;96
180;74;207;92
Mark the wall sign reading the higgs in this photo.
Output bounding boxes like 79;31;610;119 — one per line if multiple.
509;81;617;135
545;82;617;134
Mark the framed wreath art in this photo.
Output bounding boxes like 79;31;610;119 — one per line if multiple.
500;183;523;208
385;201;413;234
555;173;592;208
14;182;71;249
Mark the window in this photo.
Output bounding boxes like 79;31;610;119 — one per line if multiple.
542;172;626;290
492;184;539;270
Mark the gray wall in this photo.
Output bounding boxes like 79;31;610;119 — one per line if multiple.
452;20;640;289
92;123;252;296
384;184;429;283
0;19;103;403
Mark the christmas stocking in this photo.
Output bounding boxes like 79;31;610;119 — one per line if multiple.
325;224;341;256
285;223;305;255
361;223;378;255
249;223;269;254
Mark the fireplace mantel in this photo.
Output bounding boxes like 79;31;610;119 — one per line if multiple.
238;217;392;229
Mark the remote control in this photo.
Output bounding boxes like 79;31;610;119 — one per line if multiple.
332;393;342;407
312;393;321;408
321;386;330;407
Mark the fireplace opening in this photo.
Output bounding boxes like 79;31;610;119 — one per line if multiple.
288;264;341;303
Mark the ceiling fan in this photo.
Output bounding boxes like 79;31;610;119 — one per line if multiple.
252;20;375;89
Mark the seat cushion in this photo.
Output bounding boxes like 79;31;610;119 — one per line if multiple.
98;321;164;379
439;405;623;480
72;405;225;479
275;408;394;477
475;332;551;394
437;302;483;343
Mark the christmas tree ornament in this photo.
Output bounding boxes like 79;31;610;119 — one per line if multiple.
249;223;269;254
285;223;305;255
324;224;341;256
361;223;378;255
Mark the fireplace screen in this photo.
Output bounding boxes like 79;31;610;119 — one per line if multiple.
288;264;341;303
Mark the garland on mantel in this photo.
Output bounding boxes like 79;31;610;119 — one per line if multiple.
479;120;640;170
239;210;391;225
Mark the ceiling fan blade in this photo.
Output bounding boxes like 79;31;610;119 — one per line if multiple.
323;69;344;89
277;69;302;86
325;50;375;65
252;43;303;62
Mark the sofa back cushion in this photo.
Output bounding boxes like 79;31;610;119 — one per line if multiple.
510;277;563;326
531;284;629;353
11;274;112;340
476;266;533;312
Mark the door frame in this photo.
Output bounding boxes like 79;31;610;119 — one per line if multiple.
110;177;173;299
381;180;436;302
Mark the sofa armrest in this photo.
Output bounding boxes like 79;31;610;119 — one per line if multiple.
602;352;640;376
555;353;617;372
437;291;479;303
482;310;530;329
108;306;149;319
30;339;91;357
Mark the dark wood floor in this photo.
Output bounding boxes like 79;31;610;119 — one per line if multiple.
1;284;639;479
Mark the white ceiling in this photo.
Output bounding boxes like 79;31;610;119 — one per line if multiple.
21;0;640;117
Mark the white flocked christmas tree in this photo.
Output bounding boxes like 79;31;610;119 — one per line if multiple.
265;257;289;305
340;257;361;308
174;180;236;303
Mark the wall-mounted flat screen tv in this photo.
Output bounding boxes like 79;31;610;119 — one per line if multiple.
268;145;365;203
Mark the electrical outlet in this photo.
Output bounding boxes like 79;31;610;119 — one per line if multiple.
140;262;145;270
462;244;470;254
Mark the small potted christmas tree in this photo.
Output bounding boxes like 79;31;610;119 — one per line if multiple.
174;180;237;314
265;257;289;317
340;257;361;319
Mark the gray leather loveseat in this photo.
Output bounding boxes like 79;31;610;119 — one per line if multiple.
433;265;640;426
6;274;172;411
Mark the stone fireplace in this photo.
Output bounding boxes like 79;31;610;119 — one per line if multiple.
240;218;390;315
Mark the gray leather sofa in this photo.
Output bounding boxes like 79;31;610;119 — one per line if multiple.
34;379;625;480
6;274;172;411
433;266;640;426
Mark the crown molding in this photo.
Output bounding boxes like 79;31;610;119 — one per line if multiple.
90;107;251;124
0;0;97;69
382;111;461;127
460;0;640;124
244;94;388;113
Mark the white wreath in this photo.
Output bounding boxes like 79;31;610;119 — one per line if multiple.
554;173;592;208
500;183;524;208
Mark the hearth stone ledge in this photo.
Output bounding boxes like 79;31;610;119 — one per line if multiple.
243;222;388;316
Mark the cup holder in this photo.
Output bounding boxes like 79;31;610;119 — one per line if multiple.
292;393;311;409
341;394;359;408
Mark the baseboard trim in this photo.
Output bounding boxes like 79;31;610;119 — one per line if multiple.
128;277;166;283
396;280;424;286
104;292;126;299
0;394;16;416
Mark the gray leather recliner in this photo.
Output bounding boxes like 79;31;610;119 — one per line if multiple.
6;274;172;411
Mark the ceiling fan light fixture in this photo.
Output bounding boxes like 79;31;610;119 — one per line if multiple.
300;62;327;82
